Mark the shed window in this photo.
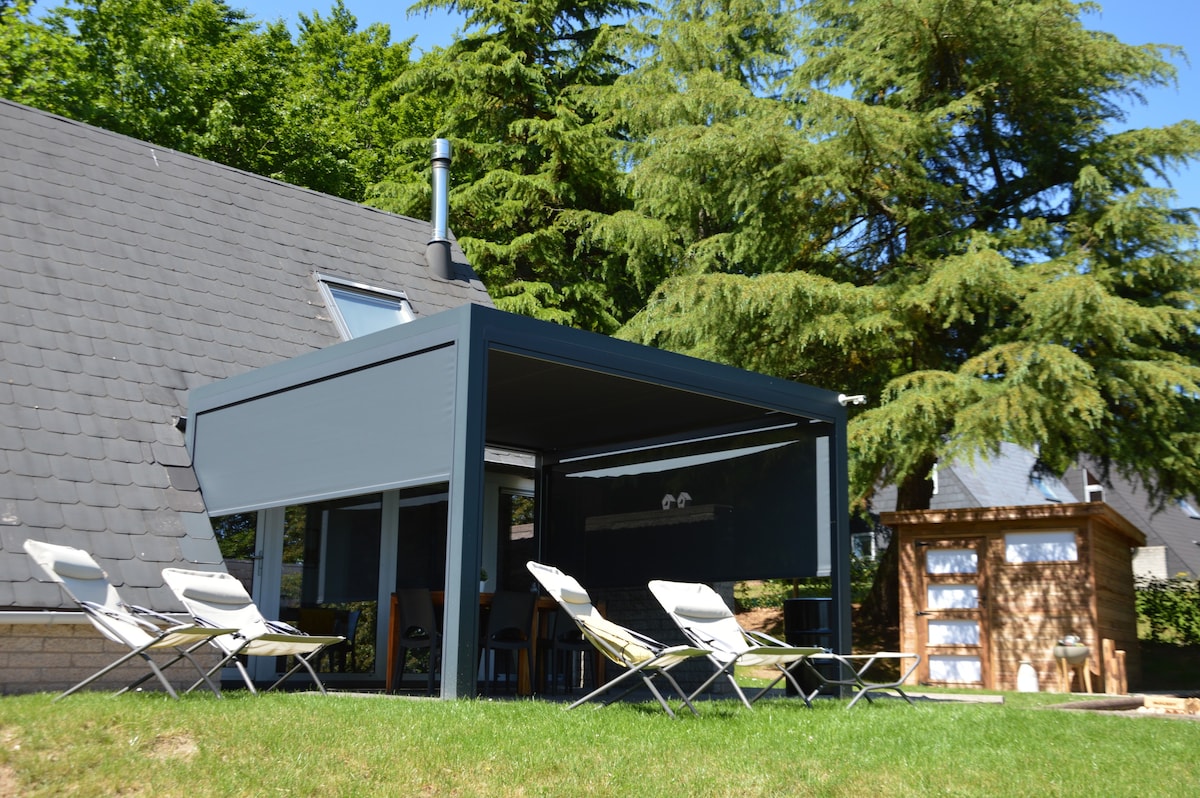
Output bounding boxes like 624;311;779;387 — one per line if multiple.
927;585;978;609
929;655;982;683
318;273;415;339
926;548;977;575
928;620;980;646
1004;531;1077;563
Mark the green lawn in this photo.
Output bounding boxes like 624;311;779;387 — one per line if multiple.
1;690;1197;797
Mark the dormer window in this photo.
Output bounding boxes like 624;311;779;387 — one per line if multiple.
317;273;415;340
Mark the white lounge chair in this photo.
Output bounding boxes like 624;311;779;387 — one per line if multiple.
23;539;235;701
647;579;826;708
161;568;343;695
526;561;710;718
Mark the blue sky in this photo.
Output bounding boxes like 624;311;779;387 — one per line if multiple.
237;0;1199;210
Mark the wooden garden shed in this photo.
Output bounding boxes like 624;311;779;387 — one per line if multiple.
882;503;1144;692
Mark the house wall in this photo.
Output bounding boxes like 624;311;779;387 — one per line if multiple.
1131;546;1168;580
0;623;225;696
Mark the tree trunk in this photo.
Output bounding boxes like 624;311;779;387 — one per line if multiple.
859;455;936;632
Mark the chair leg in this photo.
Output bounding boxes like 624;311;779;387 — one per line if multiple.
128;644;224;698
264;651;327;694
55;645;179;702
426;647;438;696
392;645;408;694
575;649;600;693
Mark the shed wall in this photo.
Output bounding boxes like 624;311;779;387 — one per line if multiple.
889;504;1143;692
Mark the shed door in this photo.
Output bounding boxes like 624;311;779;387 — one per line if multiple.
915;538;989;687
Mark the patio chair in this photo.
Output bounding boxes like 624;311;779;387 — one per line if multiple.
161;568;343;695
22;539;235;701
538;607;599;695
389;588;441;695
648;579;828;708
480;590;535;695
526;561;710;718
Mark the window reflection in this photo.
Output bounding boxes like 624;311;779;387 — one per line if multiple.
281;496;381;674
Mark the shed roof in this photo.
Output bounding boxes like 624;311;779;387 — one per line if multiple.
0;98;490;610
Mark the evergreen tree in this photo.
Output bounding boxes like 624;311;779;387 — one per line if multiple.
616;0;1200;619
369;0;648;331
582;1;808;289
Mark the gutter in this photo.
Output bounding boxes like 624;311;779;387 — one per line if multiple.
1;611;90;624
1;610;195;624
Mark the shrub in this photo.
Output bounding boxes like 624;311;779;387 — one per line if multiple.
734;556;880;610
1136;574;1200;645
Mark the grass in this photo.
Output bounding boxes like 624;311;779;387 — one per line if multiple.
2;689;1198;797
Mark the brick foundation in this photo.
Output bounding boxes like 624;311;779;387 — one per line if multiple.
0;623;225;696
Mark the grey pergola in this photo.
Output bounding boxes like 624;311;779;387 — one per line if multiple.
186;303;852;698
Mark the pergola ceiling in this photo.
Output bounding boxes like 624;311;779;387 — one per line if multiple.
483;350;787;456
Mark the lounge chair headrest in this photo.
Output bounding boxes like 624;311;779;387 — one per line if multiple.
180;577;252;607
672;601;731;620
560;585;591;605
51;550;105;581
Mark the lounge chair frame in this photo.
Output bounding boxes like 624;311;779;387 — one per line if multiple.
23;540;235;701
527;561;709;718
648;579;826;708
162;568;343;695
799;651;921;708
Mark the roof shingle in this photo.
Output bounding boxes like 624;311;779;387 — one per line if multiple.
1;98;492;609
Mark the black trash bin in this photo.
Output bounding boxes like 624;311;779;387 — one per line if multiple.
783;597;837;697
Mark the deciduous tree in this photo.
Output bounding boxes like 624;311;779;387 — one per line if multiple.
0;0;420;200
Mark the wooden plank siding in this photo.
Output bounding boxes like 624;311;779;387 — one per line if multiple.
884;503;1145;692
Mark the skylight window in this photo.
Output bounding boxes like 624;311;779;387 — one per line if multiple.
1030;474;1062;502
317;273;415;340
1179;499;1200;520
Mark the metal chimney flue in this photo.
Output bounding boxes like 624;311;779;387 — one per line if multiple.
426;138;453;280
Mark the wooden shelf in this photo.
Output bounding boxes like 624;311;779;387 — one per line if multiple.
584;504;730;532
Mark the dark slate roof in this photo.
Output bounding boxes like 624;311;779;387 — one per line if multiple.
944;443;1080;507
872;442;1079;513
1060;465;1200;579
0;99;492;611
873;442;1200;579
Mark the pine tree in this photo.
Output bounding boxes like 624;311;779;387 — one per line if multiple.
615;0;1200;620
622;0;1200;505
368;0;648;331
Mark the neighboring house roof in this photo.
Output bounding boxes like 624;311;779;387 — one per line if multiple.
0;98;491;611
872;441;1200;579
872;442;1079;513
1060;465;1200;580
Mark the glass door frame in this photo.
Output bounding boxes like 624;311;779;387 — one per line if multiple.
915;536;990;687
